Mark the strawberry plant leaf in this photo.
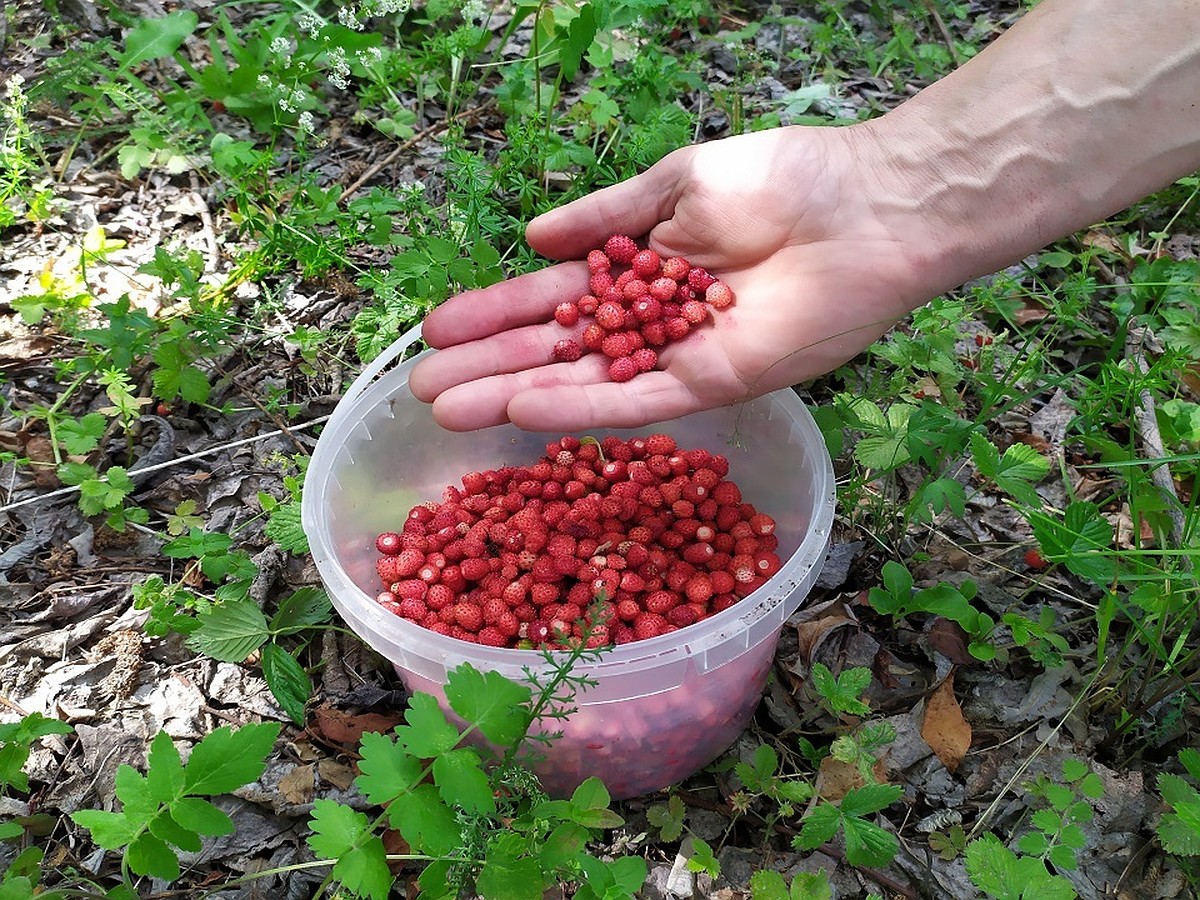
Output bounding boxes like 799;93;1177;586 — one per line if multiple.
647;795;686;841
839;784;903;818
749;869;789;900
127;831;180;881
182;723;279;796
841;814;898;868
443;664;532;746
356;731;422;805
260;642;311;725
186;600;269;663
57;413;107;455
395;693;460;757
791;871;834;900
913;476;967;520
971;433;1049;507
795;803;841;851
1158;804;1200;856
539;821;589;872
270;587;331;631
264;499;308;553
169;797;233;837
432;748;495;815
390;783;462;857
477;834;546;900
1180;748;1200;781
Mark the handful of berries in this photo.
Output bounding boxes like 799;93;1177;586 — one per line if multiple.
551;235;736;382
373;434;780;650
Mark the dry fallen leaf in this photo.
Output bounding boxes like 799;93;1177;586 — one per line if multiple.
278;764;315;804
313;705;405;745
814;752;887;802
921;674;972;773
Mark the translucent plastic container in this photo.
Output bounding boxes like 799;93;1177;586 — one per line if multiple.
302;325;835;799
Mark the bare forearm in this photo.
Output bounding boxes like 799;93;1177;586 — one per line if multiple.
863;0;1200;296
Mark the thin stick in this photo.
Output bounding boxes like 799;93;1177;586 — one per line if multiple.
0;415;331;515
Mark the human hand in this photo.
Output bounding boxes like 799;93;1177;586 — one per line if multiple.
408;125;939;432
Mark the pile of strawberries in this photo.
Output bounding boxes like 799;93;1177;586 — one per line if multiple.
373;434;780;650
550;235;735;382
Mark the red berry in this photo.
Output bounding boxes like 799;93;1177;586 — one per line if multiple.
687;267;716;293
582;323;606;350
622;279;649;300
601;332;634;359
648;278;677;302
641;321;668;346
681;300;709;325
375;532;402;554
631;249;661;277
705;281;734;309
630;348;658;373
609;357;637;382
586;249;612;273
632;297;663;322
665;317;691;340
661;256;690;280
553;339;583;362
589;271;614;296
633;612;668;640
596;301;626;331
604;234;639;264
554;302;580;327
645;434;676;455
578;294;600;315
453;603;483;632
1024;548;1049;569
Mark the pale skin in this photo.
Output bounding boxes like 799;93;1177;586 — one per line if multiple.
409;0;1200;432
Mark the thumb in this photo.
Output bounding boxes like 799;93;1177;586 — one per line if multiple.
525;147;691;260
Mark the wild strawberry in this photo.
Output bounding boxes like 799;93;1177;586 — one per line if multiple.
641;320;668;346
712;593;740;612
397;597;427;620
453;603;483;632
975;333;994;347
553;339;583;362
589;271;614;296
644;590;678;614
648;277;677;301
666;605;699;628
1024;548;1049;569
631;348;658;373
754;552;782;577
631;249;661;277
681;300;709;324
376;532;402;555
749;513;776;536
687;267;716;292
711;482;741;505
596;301;626;331
622;279;650;300
477;626;506;647
425;584;454;610
633;612;668;640
661;256;690;280
685;573;714;603
609;357;637;382
602;332;635;359
644;434;675;456
665;317;691;340
632;296;663;322
377;549;423;583
582;323;606;351
578;294;600;315
554;302;580;327
482;597;510;623
604;234;639;264
705;281;735;309
587;249;612;273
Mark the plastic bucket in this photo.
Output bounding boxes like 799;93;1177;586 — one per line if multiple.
302;325;835;799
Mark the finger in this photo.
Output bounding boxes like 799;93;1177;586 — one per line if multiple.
409;319;586;402
526;150;690;259
505;374;707;432
420;261;589;348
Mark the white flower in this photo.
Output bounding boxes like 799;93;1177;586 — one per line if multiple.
327;46;351;90
269;36;292;58
257;73;272;88
4;74;26;100
296;11;322;36
337;5;364;28
461;0;486;24
356;47;384;67
297;111;316;132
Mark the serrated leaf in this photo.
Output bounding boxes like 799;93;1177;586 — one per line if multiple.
790;871;833;900
182;723;279;795
749;870;789;900
170;797;233;836
795;804;841;850
356;732;423;805
647;795;686;842
260;643;311;725
186;600;269;663
390;783;462;856
840;783;903;818
1061;758;1087;782
395;693;460;758
70;810;140;849
308;800;393;900
1159;773;1200;808
1159;805;1200;855
477;840;545;900
432;748;495;815
915;477;967;519
1018;830;1049;856
120;11;199;67
443;664;532;746
127;831;180;881
540;821;589;871
270;587;332;631
147;808;201;853
265;501;308;553
146;731;185;803
114;766;157;824
1048;843;1079;871
972;436;1048;506
1179;748;1200;781
58;413;107;455
571;776;612;812
841;814;898;868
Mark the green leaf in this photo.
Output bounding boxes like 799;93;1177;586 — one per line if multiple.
971;433;1049;506
390;783;462;857
182;723;279;795
308;800;394;900
571;776;612;812
1048;844;1079;871
853;402;914;470
540;821;589;872
685;838;719;878
1179;748;1200;781
914;477;967;520
1159;805;1200;856
148;808;201;853
356;732;423;805
1018;830;1049;856
395;693;460;758
120;11;199;67
260;643;311;725
58;413;108;455
270;587;332;631
169;797;233;836
809;663;871;716
432;748;495;815
647;795;686;842
840;784;903;818
790;871;833;900
749;870;789;900
476;839;546;900
265;501;308;553
127;831;181;881
146;731;185;803
70;809;139;849
114;766;157;824
186;600;269;662
443;664;532;746
0;821;24;840
841;814;899;868
795;804;841;851
1061;758;1087;782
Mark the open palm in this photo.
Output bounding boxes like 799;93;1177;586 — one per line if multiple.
409;126;929;432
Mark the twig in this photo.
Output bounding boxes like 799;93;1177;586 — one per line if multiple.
0;415;331;515
229;373;308;455
189;171;220;273
339;100;496;203
923;0;962;67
